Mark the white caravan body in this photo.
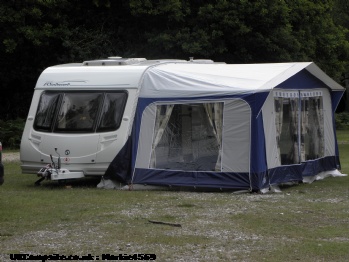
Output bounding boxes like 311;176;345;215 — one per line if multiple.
20;58;186;181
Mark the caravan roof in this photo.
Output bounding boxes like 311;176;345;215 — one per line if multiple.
35;58;186;90
36;58;344;96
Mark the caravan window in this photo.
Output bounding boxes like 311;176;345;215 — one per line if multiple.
34;93;60;131
97;93;128;132
274;90;324;165
56;93;102;131
150;103;223;171
34;91;127;133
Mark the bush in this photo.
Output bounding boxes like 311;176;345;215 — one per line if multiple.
0;118;25;149
335;112;349;130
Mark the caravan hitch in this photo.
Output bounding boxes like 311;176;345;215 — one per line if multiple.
35;164;52;186
35;148;61;186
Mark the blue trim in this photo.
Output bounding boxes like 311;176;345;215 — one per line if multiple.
276;69;329;89
250;107;268;190
104;136;133;183
331;91;344;169
301;156;338;177
331;91;345;112
268;156;338;185
133;168;253;190
268;165;303;185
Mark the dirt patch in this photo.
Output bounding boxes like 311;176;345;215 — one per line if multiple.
1;152;20;162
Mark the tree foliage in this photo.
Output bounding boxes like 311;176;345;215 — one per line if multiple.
0;0;349;121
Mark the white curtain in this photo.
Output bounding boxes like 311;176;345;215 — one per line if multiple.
274;98;283;162
289;99;300;163
150;104;174;168
315;97;324;156
300;99;308;162
308;97;324;159
57;96;72;128
204;103;223;171
275;91;325;165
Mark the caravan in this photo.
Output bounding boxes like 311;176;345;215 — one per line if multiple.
20;57;346;191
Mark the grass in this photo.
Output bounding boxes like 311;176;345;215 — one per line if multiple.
0;131;348;261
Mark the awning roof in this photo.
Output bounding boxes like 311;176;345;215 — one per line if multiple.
140;62;344;98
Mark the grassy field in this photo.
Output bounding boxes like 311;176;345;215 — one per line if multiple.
0;131;348;261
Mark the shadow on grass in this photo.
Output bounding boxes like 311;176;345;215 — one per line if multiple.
32;176;102;189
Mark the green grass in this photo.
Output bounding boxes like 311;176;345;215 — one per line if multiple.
337;130;349;172
0;134;349;261
336;129;349;143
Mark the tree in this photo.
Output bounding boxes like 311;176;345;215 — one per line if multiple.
0;0;71;119
0;0;125;120
332;0;349;111
286;0;349;81
127;0;349;80
1;0;349;120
